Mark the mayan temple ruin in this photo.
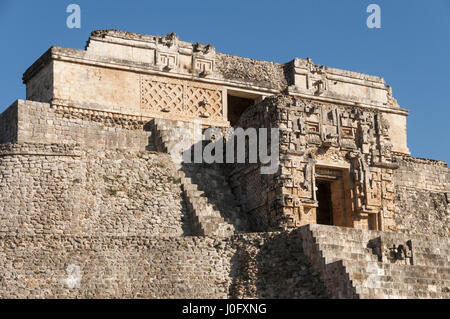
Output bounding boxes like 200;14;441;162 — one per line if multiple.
0;30;448;299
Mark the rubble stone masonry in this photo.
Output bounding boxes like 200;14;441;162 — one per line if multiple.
393;156;449;237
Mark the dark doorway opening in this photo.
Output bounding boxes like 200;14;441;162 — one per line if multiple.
316;181;333;226
227;95;256;126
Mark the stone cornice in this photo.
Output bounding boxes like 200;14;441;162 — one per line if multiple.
21;30;410;116
50;98;230;128
287;90;409;116
22;46;408;116
23;46;282;95
22;47;53;83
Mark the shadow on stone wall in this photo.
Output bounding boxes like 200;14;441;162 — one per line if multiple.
179;191;197;236
228;230;328;299
180;140;250;233
144;121;157;152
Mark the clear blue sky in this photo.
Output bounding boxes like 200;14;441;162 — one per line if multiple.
1;0;449;162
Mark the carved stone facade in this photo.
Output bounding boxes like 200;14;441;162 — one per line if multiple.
231;95;400;232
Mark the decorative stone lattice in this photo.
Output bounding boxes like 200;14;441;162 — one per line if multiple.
140;75;223;120
185;86;222;119
140;77;184;114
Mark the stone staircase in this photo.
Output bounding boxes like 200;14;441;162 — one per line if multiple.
152;118;245;237
153;118;195;157
300;224;450;299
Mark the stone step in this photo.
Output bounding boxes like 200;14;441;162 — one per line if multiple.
319;251;380;264
310;225;450;246
310;230;375;242
186;188;204;198
314;239;374;250
304;224;450;299
349;270;450;289
414;248;450;258
413;253;450;267
187;201;216;216
356;286;449;299
312;229;450;268
344;262;450;299
314;241;379;256
343;261;450;283
356;280;450;297
191;213;234;237
197;216;227;225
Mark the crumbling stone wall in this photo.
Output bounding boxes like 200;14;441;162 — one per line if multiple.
0;144;189;237
0;102;18;144
0;231;328;299
229;231;328;299
215;53;287;90
393;157;449;237
0;235;233;299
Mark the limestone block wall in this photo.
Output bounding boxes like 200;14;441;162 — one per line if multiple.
393;157;449;237
229;165;275;232
52;60;141;115
24;46;230;128
0;101;18;144
301;224;450;299
8;100;153;151
393;157;449;192
26;62;53;103
52;59;228;127
0;144;189;237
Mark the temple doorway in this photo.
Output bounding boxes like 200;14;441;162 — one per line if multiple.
314;167;351;228
316;181;334;226
226;90;264;126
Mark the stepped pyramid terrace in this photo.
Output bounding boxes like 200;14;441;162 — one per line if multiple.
0;30;448;299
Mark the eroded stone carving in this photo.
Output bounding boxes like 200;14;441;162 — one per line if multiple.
385;240;414;265
233;95;398;231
